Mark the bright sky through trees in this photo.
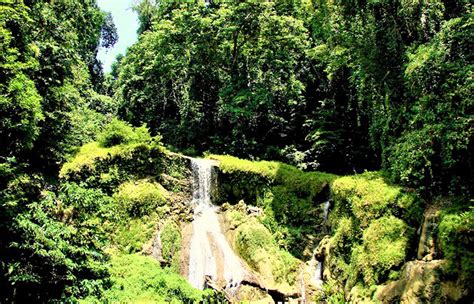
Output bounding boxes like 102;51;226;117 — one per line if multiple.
97;0;138;72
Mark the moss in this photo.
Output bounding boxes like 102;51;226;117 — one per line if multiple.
113;179;169;217
210;154;337;258
331;172;422;227
82;252;208;303
113;215;158;253
233;216;300;287
209;154;336;196
351;216;411;286
60;142;124;177
438;205;474;280
160;220;182;273
111;179;170;252
60;122;167;196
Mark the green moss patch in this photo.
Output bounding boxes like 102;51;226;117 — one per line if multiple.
231;213;300;289
331;172;422;227
350;216;411;286
438;200;474;281
160;220;182;273
114;179;169;217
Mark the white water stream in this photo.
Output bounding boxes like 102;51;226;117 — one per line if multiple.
311;200;330;289
187;158;246;290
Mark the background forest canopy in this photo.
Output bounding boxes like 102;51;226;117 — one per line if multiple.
117;0;472;195
0;0;472;302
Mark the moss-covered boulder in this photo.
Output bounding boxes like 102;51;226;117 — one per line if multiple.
319;172;424;301
222;207;301;293
114;179;169;217
349;216;412;287
331;172;423;227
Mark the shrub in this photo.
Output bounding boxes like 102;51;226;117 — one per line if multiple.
83;253;208;303
97;118;152;147
5;185;112;302
160;220;182;273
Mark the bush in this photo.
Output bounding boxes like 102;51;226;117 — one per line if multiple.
114;179;169;217
83;253;209;303
98;118;152;148
4;184;112;302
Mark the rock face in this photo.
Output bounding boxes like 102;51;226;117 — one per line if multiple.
375;260;464;303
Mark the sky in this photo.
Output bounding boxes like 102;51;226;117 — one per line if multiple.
97;0;139;73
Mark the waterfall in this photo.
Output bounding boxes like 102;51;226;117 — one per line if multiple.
311;200;330;289
312;260;323;289
322;200;330;222
187;158;246;290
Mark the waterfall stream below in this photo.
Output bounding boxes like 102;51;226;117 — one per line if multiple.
187;158;247;291
311;200;330;289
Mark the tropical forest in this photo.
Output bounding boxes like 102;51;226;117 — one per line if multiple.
0;0;472;303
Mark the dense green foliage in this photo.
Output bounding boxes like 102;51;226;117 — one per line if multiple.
83;253;209;303
0;0;118;301
116;0;472;196
1;0;472;302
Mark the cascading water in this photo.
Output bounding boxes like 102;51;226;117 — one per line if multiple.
311;200;330;289
187;158;246;291
322;200;330;222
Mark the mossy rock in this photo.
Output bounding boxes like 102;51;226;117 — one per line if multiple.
160;220;182;273
348;216;412;287
113;215;158;253
210;154;336;259
232;213;300;290
374;259;467;303
331;172;423;227
114;179;169;217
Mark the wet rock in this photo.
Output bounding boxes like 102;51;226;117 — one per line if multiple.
375;260;465;303
417;208;440;261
